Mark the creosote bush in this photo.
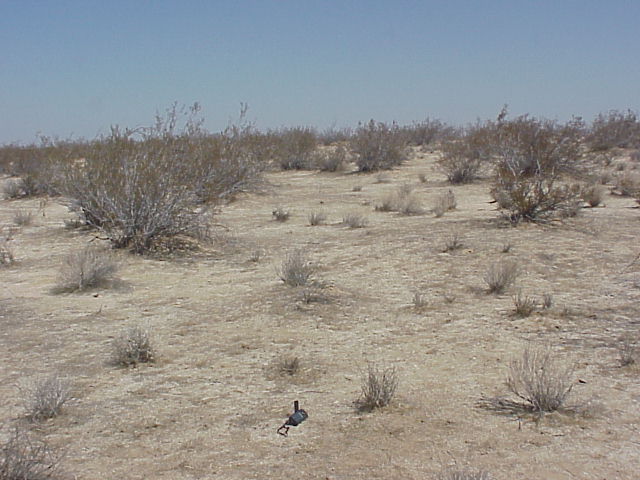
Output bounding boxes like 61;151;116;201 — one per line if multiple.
112;326;155;366
507;345;575;412
356;363;399;412
0;426;62;480
484;260;518;294
312;145;349;172
55;246;118;292
351;120;407;172
22;374;71;422
278;249;315;287
57;104;261;253
587;109;640;151
276;126;318;170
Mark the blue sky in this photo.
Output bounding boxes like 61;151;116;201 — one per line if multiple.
1;0;639;143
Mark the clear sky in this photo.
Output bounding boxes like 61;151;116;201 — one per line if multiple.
1;0;639;144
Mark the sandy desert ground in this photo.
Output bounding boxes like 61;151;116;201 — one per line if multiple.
1;148;639;479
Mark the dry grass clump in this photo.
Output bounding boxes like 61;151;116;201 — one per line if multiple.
0;426;62;480
437;469;493;480
412;292;428;310
351;120;407;172
0;230;15;267
272;206;291;222
512;291;536;317
308;211;327;226
112;325;155;366
442;233;463;252
581;183;606;207
274;355;301;376
12;210;33;226
356;363;399;412
619;337;637;367
21;374;71;422
483;260;518;294
278;249;315;287
507;345;575;413
342;213;367;228
433;190;457;217
55;246;118;293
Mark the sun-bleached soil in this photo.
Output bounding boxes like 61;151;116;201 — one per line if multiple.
1;149;639;479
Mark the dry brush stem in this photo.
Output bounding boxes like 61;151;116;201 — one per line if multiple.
55;246;118;292
507;345;575;413
357;363;399;411
0;426;62;480
21;375;71;422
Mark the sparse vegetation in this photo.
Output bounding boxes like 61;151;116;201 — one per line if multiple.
587;109;640;151
581;183;605;207
272;206;291;222
484;260;518;294
443;233;463;252
356;363;399;412
274;355;301;376
512;291;536;317
112;325;155;366
3;179;25;199
308;211;327;226
22;374;71;422
433;190;456;217
437;470;493;480
541;293;554;310
342;213;367;228
507;345;575;412
277;126;318;170
619;337;637;366
351;120;407;172
12;210;33;226
412;292;428;310
278;249;315;287
0;426;62;480
312;145;349;172
55;246;118;292
0;229;15;266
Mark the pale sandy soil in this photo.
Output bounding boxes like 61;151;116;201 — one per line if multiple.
1;149;639;479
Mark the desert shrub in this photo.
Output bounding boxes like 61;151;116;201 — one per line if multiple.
112;326;154;366
0;426;62;480
587;109;640;150
0;230;15;266
619;337;637;366
484;260;518;294
438;141;483;184
351;120;407;172
412;292;428;310
443;233;463;252
356;363;398;411
433;190;456;217
312;145;349;171
22;374;71;422
581;183;605;207
318;125;352;145
342;213;367;228
55;246;118;292
614;171;640;196
278;249;315;287
400;118;457;146
2;179;25;199
491;176;581;223
277;127;318;170
491;114;584;223
375;184;423;215
437;470;492;480
507;345;575;412
57;105;260;253
542;293;554;310
13;210;33;226
274;355;301;376
512;291;536;317
272;207;290;222
308;211;327;226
